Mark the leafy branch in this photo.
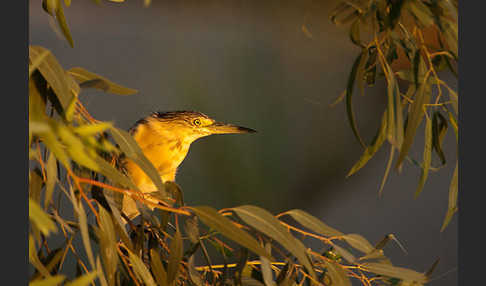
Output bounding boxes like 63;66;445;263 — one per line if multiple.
330;0;458;230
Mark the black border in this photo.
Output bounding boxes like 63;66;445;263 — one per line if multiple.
2;0;28;283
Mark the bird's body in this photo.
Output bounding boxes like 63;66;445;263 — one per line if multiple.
121;111;255;219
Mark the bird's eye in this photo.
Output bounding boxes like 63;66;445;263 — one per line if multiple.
193;119;202;126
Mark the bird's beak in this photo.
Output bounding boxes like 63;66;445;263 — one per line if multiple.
206;122;257;134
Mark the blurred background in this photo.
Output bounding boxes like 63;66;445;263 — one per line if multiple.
29;1;457;285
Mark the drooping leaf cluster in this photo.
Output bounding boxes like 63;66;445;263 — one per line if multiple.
330;0;458;230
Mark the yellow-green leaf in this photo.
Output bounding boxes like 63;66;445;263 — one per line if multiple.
44;152;58;209
281;209;343;237
29;275;66;286
68;67;138;95
190;206;272;259
360;262;427;283
324;260;351;286
347;112;387;177
232;205;316;279
441;162;458;232
127;248;157;286
396;80;431;169
55;1;74;48
415;116;432;198
150;249;168;286
65;272;98;286
29;199;57;236
110;127;165;196
342;233;375;254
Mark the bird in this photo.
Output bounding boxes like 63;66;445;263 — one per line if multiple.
121;111;256;219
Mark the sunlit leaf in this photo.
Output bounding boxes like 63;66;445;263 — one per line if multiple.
29;235;51;278
68;67;138;95
281;209;343;237
29;46;73;110
29;50;50;77
29;275;66;286
109;127;166;196
29;199;57;236
342;233;374;254
98;207;118;285
44;152;58;210
191;206;271;259
260;243;276;286
232;205;316;279
74;122;113;137
65;272;98;286
360;262;427;283
75;200;95;269
379;145;395;197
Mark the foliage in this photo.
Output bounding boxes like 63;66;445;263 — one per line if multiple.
330;0;458;230
29;0;447;285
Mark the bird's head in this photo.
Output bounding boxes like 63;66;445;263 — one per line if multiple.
130;111;256;144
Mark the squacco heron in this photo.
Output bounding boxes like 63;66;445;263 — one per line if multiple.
121;111;256;219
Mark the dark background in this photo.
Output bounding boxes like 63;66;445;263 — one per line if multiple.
29;1;457;285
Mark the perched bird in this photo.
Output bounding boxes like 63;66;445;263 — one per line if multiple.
121;111;256;219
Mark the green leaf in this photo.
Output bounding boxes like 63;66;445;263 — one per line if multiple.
44;152;58;209
360;262;427;283
29;275;66;286
432;111;448;165
379;145;395;197
67;67;138;95
29;46;73;110
232;205;316;279
93;155;138;190
396;80;431;169
441;162;458;231
29;235;51;278
323;260;351;286
281;209;343;237
29;199;57;236
191;206;272;259
347;112;387;177
342;234;375;254
167;229;183;285
98;207;118;285
127;248;157;286
75;200;96;269
415;116;432;198
55;0;74;48
345;50;368;148
29;50;50;77
260;243;276;286
110;127;166;196
150;249;168;286
56;124;100;172
65;272;98;286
